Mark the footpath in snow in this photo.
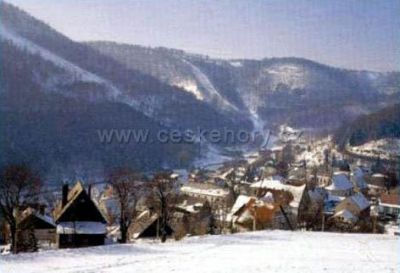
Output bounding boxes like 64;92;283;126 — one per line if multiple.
1;230;398;273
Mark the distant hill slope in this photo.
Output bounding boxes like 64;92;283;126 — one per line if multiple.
334;103;400;147
0;39;197;176
89;41;400;129
0;1;399;178
0;2;248;177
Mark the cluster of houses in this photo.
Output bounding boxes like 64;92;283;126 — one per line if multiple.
1;128;399;251
2;182;109;250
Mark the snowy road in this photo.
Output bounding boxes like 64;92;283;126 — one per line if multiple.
1;231;398;273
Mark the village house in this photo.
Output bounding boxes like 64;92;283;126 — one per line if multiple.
204;167;234;186
378;192;400;221
325;172;354;197
332;209;358;225
279;125;302;143
366;173;388;192
227;195;254;231
228;193;288;231
180;182;233;207
261;163;278;178
287;166;307;185
334;192;370;220
54;182;108;248
97;185;119;225
314;175;331;187
270;146;284;162
169;169;189;185
18;207;56;248
128;209;173;240
350;167;369;191
250;179;310;229
173;196;213;238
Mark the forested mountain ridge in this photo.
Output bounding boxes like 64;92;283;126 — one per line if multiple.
89;41;400;129
334;103;400;147
0;1;399;179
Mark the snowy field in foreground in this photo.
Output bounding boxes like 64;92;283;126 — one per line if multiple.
1;231;399;273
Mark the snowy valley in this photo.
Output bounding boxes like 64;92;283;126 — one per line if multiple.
0;2;399;272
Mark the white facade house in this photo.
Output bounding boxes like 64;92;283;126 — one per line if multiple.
325;172;354;197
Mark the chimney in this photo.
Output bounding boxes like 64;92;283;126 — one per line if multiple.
88;184;92;199
62;183;69;208
39;205;45;215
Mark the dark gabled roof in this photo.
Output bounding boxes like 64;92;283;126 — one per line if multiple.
54;181;107;224
19;212;56;229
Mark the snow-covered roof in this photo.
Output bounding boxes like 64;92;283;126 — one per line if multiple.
351;168;368;189
271;145;284;152
35;213;56;227
176;197;206;213
327;193;345;203
326;173;353;191
348;138;400;161
216;168;234;180
334;209;358;223
236;207;253;224
136;210;150;220
260;192;274;203
372;173;386;178
130;211;160;239
352;167;364;177
230;195;253;215
180;184;230;198
19;208;56;229
251;179;306;208
350;192;370;211
57;221;106;235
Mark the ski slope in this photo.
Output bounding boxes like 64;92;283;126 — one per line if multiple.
1;231;398;273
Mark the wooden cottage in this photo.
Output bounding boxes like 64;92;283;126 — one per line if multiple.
173;197;213;237
54;182;107;248
334;192;370;218
250;179;311;229
18;207;56;247
228;194;280;231
128;210;173;240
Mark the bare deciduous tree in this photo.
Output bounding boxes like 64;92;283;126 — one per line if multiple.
108;168;142;244
151;172;178;243
0;164;41;253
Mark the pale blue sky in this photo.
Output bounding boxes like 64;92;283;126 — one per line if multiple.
5;0;400;71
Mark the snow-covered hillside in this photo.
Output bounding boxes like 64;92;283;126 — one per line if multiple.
347;138;400;160
182;59;239;112
1;231;398;273
0;25;123;100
